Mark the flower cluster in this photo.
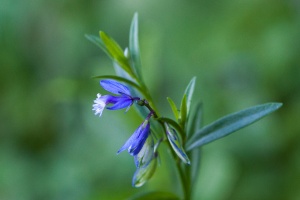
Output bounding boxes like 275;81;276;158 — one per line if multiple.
93;79;159;187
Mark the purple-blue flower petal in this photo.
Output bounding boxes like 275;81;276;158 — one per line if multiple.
117;120;150;156
129;132;148;156
100;79;131;96
106;96;133;110
101;95;118;104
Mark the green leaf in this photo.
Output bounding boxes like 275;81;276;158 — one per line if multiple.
183;77;196;115
85;34;110;56
128;191;180;200
100;31;133;77
190;148;201;186
188;102;203;138
129;12;143;80
100;31;125;59
179;94;187;128
187;102;203;185
186;102;283;151
167;97;179;120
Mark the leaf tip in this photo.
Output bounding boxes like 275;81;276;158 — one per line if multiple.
266;102;283;112
99;31;106;39
275;102;283;109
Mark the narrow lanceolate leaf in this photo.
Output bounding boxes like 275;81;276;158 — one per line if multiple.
186;103;283;151
85;34;110;56
100;31;125;60
187;102;203;186
179;94;187;128
129;12;143;80
190;148;201;186
128;191;180;200
167;97;179;121
183;77;196;115
100;31;133;77
188;102;203;138
165;123;190;164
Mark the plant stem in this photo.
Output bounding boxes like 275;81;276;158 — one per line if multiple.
137;99;158;118
138;93;191;199
171;150;190;200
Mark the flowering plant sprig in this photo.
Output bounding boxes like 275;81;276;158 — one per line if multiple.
87;13;282;200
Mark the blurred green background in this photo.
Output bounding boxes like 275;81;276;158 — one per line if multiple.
1;0;300;199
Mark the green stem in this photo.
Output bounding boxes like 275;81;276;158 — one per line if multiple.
139;84;159;116
137;86;191;199
184;163;192;200
137;99;158;118
170;146;190;200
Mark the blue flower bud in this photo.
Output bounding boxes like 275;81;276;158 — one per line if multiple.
132;154;157;188
117;119;150;156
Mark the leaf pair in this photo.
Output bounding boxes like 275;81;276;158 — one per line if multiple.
167;77;196;130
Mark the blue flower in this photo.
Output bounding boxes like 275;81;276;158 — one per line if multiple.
92;79;139;116
117;119;150;156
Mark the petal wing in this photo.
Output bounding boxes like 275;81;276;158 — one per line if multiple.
117;120;150;156
128;122;150;156
100;79;131;95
